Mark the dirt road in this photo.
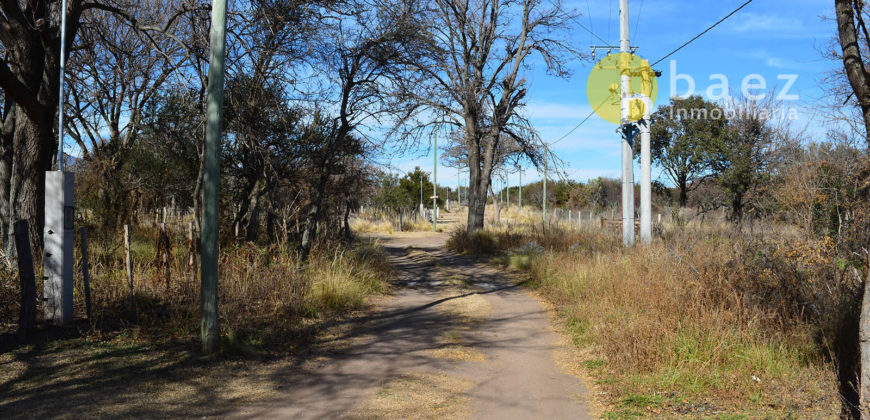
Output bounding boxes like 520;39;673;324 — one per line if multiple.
233;230;593;419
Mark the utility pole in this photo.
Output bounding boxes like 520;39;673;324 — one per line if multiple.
201;0;229;354
432;129;438;231
518;167;523;209
639;101;652;244
619;0;635;247
589;0;654;246
457;168;461;207
58;0;68;171
43;0;74;325
542;147;548;228
506;170;510;208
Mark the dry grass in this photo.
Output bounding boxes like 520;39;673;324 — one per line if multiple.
0;225;397;417
347;371;473;419
350;210;443;235
3;226;395;347
437;291;493;323
350;218;394;235
448;225;844;418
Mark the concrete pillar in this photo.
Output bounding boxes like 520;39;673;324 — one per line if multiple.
44;171;74;324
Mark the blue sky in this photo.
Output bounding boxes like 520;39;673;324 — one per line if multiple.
390;0;837;190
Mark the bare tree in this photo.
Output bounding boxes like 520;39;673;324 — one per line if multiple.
297;0;420;259
836;0;870;148
827;4;870;415
65;0;189;228
395;0;581;231
0;0;92;248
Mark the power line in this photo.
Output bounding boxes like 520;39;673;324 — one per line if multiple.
633;0;644;42
608;0;613;44
578;22;614;48
549;98;610;146
585;0;595;43
651;0;755;67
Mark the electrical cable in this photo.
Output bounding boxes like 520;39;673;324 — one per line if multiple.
651;0;755;67
578;22;615;48
633;0;644;42
608;0;613;44
549;98;611;146
585;0;595;44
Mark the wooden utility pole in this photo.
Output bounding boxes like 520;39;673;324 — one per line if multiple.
201;0;229;354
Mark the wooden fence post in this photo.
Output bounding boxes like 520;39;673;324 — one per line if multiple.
80;227;93;321
14;220;36;337
124;224;135;312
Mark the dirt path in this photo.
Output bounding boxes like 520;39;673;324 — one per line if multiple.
232;230;593;419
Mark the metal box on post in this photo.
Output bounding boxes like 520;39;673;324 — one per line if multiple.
44;170;74;324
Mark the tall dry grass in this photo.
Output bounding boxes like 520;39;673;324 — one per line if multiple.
1;224;394;350
448;226;845;416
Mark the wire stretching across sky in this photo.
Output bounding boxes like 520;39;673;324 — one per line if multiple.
547;0;757;149
651;0;756;67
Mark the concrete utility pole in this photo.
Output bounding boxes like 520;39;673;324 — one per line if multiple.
201;0;229;354
518;167;523;209
619;0;635;247
457;168;461;207
639;101;652;243
542;147;548;227
506;170;510;208
432;129;438;231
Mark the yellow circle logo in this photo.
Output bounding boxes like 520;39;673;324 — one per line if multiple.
586;53;658;124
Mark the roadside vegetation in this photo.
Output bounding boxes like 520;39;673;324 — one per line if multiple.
0;218;394;416
449;221;845;418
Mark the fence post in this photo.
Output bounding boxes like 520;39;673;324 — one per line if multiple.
124;224;135;312
80;227;92;321
14;220;36;337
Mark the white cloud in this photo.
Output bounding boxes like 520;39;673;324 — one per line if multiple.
765;57;801;69
728;13;805;33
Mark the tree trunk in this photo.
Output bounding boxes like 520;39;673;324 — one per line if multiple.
0;102;14;257
836;0;870;147
342;200;352;239
244;180;264;242
859;258;870;418
731;193;744;223
489;184;501;225
14;220;36;338
678;176;688;207
465;154;493;232
299;171;330;261
466;180;488;232
14;111;55;251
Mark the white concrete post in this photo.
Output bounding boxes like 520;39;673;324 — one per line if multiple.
619;0;635;247
44;171;74;323
639;97;653;244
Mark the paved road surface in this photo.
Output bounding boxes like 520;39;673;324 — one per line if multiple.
232;229;593;419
